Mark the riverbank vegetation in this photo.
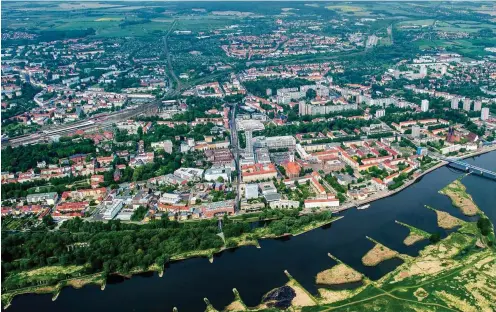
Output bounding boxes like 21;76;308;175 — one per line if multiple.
439;178;480;216
361;241;399;266
217;182;493;310
315;264;362;286
1;209;335;305
426;205;465;229
219;213;495;312
395;220;430;246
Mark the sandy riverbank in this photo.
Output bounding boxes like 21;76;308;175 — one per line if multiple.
395;221;430;246
315;264;362;286
435;210;465;229
403;233;426;246
425;205;465;229
439;179;480;216
362;243;399;266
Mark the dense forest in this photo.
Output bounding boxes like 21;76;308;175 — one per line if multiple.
2;138;96;173
1;210;333;291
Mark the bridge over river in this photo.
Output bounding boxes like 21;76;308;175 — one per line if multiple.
432;153;496;181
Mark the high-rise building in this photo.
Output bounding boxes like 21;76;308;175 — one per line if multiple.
245;130;253;156
420;66;427;78
474;101;482;112
164;140;173;154
451;98;459;110
299;101;358;116
375;109;385;118
481;107;490;121
463;98;471;111
421;99;429;112
440;65;447;75
411;125;421;138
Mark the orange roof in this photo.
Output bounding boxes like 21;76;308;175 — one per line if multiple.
283;162;301;175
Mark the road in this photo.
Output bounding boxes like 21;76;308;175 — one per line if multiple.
229;103;242;211
162;20;182;96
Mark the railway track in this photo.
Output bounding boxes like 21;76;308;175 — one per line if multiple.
5;101;159;147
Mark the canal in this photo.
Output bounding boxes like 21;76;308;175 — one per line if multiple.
7;152;496;312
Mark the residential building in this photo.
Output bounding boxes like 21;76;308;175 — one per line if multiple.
473;101;482;112
481;107;490;121
411;125;421;138
245;183;259;199
26;192;58;205
241;163;277;182
204;167;231;183
103;199;123;220
463;98;471;111
174;168;204;181
451;98;459;110
299;101;358;116
375;109;385;118
421;99;429;112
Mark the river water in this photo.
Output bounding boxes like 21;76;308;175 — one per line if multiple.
7;152;496;312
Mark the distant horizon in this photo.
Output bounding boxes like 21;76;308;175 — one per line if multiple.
4;0;495;2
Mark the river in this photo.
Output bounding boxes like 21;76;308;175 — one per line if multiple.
7;152;496;312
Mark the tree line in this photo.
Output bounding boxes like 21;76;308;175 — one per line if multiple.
2;209;333;291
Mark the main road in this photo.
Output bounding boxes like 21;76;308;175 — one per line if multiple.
162;20;182;96
229;103;242;211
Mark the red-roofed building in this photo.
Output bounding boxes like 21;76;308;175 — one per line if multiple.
56;201;89;212
90;175;104;188
282;162;301;178
241;163;277;182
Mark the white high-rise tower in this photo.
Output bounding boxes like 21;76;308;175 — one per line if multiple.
421;99;429;112
481;107;489;121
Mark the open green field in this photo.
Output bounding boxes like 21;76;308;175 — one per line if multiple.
398;19;436;27
325;5;372;17
415;38;496;58
2;12;236;38
436;20;496;33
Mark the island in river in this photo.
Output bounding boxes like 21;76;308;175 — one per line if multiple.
2;151;496;311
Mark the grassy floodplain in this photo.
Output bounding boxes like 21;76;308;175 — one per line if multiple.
212;181;496;312
439;178;480;216
426;205;465;230
395;221;431;246
216;221;496;312
361;238;401;267
1;267;105;310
